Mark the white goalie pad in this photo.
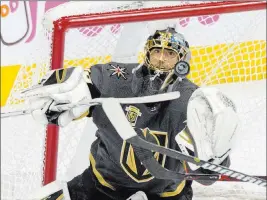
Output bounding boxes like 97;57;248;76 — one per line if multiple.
186;87;239;167
22;66;85;98
28;180;70;200
127;191;148;200
22;66;92;127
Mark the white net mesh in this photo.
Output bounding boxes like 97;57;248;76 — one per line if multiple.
1;1;266;200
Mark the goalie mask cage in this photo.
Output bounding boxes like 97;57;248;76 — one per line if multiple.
1;1;266;200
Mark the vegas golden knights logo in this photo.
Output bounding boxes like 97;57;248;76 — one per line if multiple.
125;106;142;126
120;128;168;183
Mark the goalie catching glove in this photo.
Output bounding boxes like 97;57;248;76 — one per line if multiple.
22;66;92;127
176;87;239;170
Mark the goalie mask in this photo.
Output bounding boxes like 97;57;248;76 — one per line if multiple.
132;27;191;96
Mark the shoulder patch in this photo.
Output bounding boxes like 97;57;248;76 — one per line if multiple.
125;105;142;126
107;63;128;80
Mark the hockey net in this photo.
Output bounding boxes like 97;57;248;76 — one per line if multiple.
1;1;266;200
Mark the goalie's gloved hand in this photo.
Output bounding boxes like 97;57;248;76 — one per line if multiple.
181;87;239;170
22;66;92;127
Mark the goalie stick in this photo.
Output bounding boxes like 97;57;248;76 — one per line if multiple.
2;92;266;186
1;91;180;118
101;98;266;187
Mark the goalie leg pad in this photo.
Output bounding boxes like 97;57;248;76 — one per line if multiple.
29;180;70;200
41;189;64;200
126;191;148;200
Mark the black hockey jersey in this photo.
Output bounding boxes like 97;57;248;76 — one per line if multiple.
88;62;198;197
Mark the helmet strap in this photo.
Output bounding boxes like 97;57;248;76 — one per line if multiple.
159;70;176;92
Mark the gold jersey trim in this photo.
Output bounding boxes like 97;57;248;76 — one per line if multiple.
120;128;168;183
56;68;67;83
160;180;186;197
56;193;64;200
73;110;90;121
89;154;116;191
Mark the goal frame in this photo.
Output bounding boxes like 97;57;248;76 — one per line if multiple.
44;1;266;185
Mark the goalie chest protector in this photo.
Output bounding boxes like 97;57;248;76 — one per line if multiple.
88;62;198;194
